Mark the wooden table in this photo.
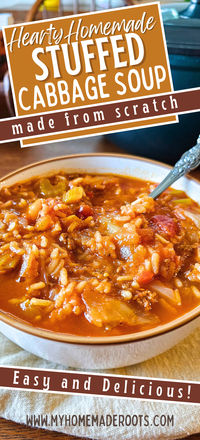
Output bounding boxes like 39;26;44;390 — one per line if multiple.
0;136;199;440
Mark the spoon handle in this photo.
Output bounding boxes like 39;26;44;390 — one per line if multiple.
150;136;200;200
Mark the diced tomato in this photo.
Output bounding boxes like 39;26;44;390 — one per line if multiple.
137;270;154;286
139;228;154;244
76;205;94;219
150;214;177;237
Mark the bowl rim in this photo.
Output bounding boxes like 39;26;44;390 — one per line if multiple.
0;152;200;346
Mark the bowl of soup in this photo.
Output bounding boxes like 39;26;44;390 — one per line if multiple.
0;154;199;369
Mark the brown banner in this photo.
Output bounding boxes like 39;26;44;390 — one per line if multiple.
0;366;199;404
3;3;176;147
0;87;199;144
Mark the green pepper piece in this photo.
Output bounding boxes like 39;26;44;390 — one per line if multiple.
168;189;185;195
171;198;192;205
39;178;66;197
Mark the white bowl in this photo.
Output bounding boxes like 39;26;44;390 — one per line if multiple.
0;154;199;369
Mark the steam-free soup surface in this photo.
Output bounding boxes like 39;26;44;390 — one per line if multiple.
0;173;199;337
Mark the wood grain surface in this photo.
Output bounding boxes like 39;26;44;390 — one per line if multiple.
0;136;199;440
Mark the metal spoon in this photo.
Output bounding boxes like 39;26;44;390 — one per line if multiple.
150;135;200;200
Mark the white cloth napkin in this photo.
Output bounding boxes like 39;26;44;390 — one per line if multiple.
0;328;199;440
